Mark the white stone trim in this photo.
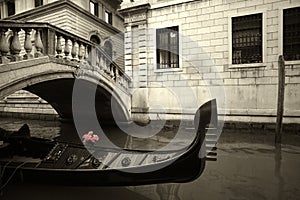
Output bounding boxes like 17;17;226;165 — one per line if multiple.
285;60;300;66
228;9;267;69
278;3;300;61
228;63;267;69
153;22;183;73
150;0;199;9
0;1;7;19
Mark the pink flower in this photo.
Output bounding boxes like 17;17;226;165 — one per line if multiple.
82;131;99;144
90;134;99;142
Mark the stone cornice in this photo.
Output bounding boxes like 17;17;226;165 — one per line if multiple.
118;3;150;16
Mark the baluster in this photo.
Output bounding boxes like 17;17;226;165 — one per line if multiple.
77;43;83;61
120;76;125;86
0;28;10;64
98;53;103;71
83;45;89;62
10;28;22;62
23;29;33;60
56;34;62;58
89;46;96;66
103;57;108;73
64;37;70;60
101;56;105;71
93;47;98;66
34;29;44;58
106;59;110;73
101;52;107;71
115;68;119;83
71;39;77;61
96;48;100;67
118;76;122;86
110;65;115;78
124;78;129;89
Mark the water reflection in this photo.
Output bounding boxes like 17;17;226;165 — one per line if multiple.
128;184;181;200
156;184;181;200
127;133;300;200
274;143;284;200
0;117;60;139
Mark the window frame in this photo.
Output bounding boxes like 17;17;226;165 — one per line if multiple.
89;0;99;17
279;3;300;65
7;0;15;17
105;11;112;25
0;3;3;19
34;0;43;7
154;24;182;73
228;10;267;69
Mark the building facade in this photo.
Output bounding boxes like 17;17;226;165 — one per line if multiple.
119;0;300;124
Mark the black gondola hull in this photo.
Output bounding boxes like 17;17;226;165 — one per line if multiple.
0;99;217;186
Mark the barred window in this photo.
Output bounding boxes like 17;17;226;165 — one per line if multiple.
232;13;262;64
156;26;179;69
7;0;15;16
283;7;300;61
35;0;43;7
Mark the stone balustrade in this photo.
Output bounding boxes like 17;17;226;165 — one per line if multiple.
0;21;130;89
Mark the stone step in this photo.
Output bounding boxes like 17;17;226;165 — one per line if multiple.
206;143;217;149
206;157;217;161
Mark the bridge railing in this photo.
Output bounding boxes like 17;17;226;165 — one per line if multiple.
0;21;130;89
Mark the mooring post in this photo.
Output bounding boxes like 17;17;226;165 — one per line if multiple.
275;55;285;143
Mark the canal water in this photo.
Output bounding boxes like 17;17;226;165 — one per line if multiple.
0;117;300;200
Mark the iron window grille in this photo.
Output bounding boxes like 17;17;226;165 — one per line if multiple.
7;0;15;16
283;6;300;61
156;26;179;69
232;13;262;64
35;0;43;7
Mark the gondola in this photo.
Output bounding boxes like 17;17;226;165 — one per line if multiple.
0;99;217;186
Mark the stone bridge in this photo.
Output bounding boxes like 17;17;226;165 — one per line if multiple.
0;21;131;123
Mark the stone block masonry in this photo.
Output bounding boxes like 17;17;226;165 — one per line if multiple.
0;90;58;120
120;0;300;124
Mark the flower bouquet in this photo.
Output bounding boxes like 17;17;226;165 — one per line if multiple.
82;131;99;146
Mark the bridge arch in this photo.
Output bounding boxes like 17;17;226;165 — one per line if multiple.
0;60;131;123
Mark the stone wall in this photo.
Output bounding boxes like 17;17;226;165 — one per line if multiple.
0;90;58;120
120;0;300;124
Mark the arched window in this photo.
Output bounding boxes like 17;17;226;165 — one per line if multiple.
104;41;112;59
90;35;101;45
